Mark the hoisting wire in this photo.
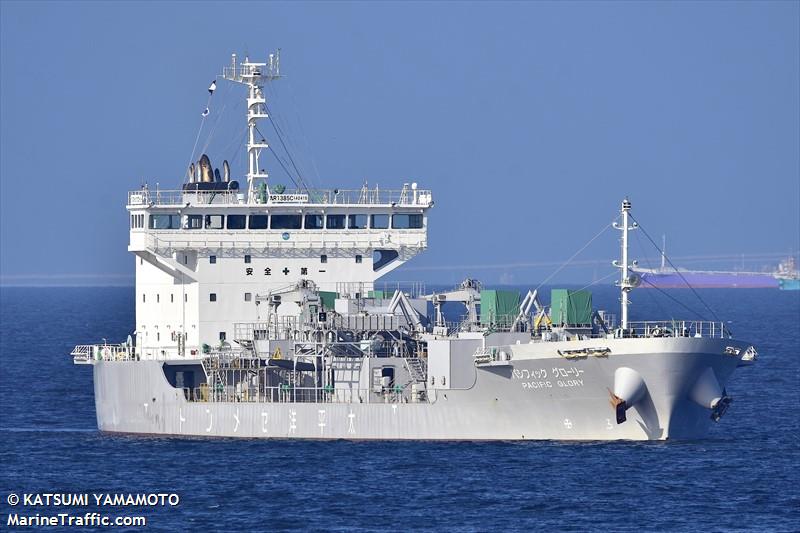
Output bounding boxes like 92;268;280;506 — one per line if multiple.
255;124;302;191
199;81;234;156
640;277;709;321
629;213;722;324
284;78;322;188
185;81;218;184
633;227;670;319
574;270;619;292
264;101;310;193
534;222;614;293
199;101;227;156
264;80;308;185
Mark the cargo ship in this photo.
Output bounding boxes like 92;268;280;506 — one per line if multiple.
70;52;757;441
775;257;800;291
635;238;781;289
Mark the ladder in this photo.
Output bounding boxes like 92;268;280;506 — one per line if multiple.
405;357;427;384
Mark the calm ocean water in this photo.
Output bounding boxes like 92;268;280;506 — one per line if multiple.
0;286;798;531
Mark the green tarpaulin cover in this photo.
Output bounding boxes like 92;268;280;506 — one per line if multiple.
319;291;338;310
480;290;520;326
550;289;592;326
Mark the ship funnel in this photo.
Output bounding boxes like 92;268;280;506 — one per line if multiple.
223;160;230;182
199;154;214;183
610;367;648;424
188;163;196;183
689;367;732;422
214;168;221;182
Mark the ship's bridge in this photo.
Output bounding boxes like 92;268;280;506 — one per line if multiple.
127;182;432;289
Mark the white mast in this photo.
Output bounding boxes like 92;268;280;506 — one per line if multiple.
613;197;638;331
221;51;281;203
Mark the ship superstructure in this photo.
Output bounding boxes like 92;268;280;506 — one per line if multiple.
127;53;431;357
72;53;757;441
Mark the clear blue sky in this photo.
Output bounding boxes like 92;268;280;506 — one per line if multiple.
1;1;798;285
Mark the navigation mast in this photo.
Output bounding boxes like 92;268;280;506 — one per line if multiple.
613;197;639;331
221;51;282;202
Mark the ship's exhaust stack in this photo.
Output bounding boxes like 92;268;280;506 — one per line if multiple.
610;367;648;424
690;367;732;422
188;163;196;183
214;168;221;182
223;160;230;182
199;154;214;182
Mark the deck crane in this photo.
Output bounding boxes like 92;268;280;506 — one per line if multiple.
424;278;482;335
255;280;322;335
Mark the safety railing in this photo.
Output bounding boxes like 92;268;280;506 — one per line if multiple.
625;320;730;339
334;280;427;299
128;186;433;207
71;343;134;364
185;386;409;404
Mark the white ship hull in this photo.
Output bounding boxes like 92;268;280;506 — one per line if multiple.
92;337;749;441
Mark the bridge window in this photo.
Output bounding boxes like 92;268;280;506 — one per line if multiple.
355;255;362;264
205;215;224;229
348;214;368;229
249;215;269;229
321;254;328;263
210;293;217;302
271;214;302;229
244;292;252;302
185;215;203;229
210;255;216;264
304;214;324;230
244;255;251;263
326;214;346;229
227;215;247;230
149;214;181;229
392;213;423;229
370;214;389;229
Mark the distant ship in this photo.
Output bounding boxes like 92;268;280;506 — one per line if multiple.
637;269;779;289
775;257;800;291
635;238;781;289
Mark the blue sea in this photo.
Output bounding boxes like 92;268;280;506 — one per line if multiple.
1;286;798;531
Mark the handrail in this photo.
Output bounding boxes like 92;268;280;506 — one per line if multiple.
625;320;729;339
128;187;433;207
185;386;411;404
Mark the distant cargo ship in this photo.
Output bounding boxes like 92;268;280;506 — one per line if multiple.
636;269;779;289
775;257;800;291
634;238;782;289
